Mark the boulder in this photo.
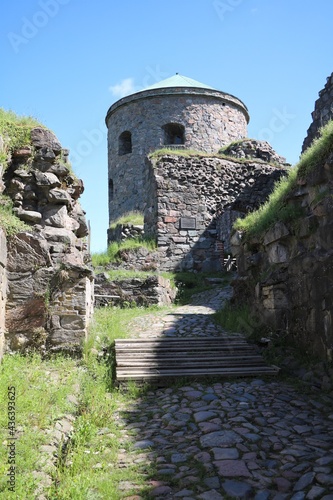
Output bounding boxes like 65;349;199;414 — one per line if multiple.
7;233;51;272
34;171;61;187
30;127;62;152
17;209;42;224
47;188;71;205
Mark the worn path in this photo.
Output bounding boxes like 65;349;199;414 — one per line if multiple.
114;286;333;499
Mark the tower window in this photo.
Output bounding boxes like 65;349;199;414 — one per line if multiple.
118;131;132;155
162;123;185;145
109;179;114;200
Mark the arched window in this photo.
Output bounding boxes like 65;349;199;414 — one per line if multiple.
118;131;132;155
162;123;185;146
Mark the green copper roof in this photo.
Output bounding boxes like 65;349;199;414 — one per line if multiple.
141;73;216;92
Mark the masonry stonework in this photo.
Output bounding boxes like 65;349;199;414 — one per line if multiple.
144;146;288;272
105;75;249;231
232;151;333;361
1;127;94;355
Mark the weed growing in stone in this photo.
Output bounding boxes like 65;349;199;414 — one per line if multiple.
0;195;30;235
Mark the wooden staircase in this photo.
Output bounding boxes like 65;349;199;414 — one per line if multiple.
114;337;279;383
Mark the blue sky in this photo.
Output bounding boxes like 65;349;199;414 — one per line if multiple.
2;0;333;253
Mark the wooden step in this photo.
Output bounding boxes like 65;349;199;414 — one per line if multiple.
114;336;279;382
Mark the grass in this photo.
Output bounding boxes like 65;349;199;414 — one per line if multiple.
297;119;333;177
0;195;30;236
0;305;166;499
109;211;144;230
233;168;299;237
213;302;269;339
92;237;157;267
49;360;151;499
174;271;230;305
149;146;285;167
234;120;333;238
218;137;257;153
49;305;168;499
86;305;162;346
0;354;80;499
149;147;215;159
0;108;43;166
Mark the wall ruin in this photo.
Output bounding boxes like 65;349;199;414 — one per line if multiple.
1;127;94;356
144;142;288;272
232;146;333;361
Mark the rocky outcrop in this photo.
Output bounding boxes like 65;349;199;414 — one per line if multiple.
232;148;333;361
302;72;333;152
2;126;94;354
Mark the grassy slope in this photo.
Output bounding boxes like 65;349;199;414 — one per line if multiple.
234;120;333;238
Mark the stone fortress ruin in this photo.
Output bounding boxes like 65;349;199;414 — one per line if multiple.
106;74;289;272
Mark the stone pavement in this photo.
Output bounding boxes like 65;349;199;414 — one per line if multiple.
114;286;333;499
124;286;238;340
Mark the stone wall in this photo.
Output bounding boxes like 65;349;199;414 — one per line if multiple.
0;229;7;361
1;127;94;354
231;150;333;361
94;273;176;308
144;143;288;272
302;72;333;152
106;87;248;226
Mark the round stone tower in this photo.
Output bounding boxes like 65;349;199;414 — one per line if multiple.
105;74;249;229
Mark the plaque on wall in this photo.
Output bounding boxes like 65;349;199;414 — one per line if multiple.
180;217;196;230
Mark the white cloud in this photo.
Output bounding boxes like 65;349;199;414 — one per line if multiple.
108;78;136;98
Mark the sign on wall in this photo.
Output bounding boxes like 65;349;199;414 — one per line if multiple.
180;217;197;230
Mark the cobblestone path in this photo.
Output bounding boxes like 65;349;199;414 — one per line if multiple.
114;286;333;499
